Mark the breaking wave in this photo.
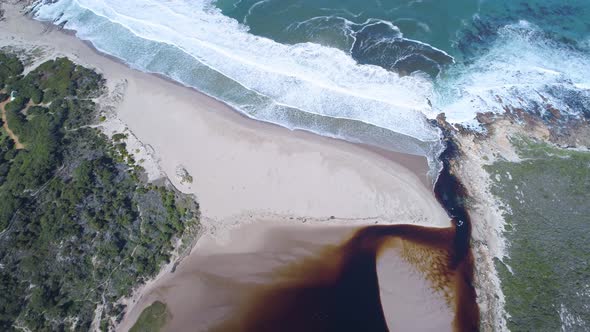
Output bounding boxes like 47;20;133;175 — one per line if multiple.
31;1;590;176
32;0;445;170
436;20;590;125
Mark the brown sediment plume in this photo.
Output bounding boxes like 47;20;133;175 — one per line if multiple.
208;222;478;332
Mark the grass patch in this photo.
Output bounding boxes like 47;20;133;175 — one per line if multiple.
130;301;169;332
485;137;590;331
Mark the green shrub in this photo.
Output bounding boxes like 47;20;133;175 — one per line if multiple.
0;52;24;89
30;89;43;104
4;96;27;113
42;88;58;103
112;133;128;142
0;51;199;331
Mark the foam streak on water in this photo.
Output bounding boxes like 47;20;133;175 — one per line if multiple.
32;0;445;166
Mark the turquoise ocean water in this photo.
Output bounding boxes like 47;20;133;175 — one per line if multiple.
31;0;590;175
217;0;590;122
30;1;590;329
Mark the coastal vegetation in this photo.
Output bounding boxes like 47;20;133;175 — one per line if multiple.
0;52;199;331
486;137;590;331
129;301;169;332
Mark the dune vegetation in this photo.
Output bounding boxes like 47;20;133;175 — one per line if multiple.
0;52;199;331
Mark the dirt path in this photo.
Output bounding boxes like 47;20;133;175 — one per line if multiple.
1;98;25;149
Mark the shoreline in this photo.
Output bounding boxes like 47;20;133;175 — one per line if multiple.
35;11;437;189
42;9;442;185
73;33;436;189
438;116;537;331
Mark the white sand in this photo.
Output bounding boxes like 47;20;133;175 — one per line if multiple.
116;71;446;224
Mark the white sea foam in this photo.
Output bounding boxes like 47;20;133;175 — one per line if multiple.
32;0;441;147
31;1;589;178
435;21;590;122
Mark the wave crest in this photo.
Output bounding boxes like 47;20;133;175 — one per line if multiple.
33;0;442;146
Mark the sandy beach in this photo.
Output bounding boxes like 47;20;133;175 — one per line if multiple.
0;4;447;224
0;3;459;331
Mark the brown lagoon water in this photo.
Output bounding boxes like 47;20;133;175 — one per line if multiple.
207;223;478;332
129;219;478;332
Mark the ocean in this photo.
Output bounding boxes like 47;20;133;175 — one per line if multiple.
31;0;590;174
